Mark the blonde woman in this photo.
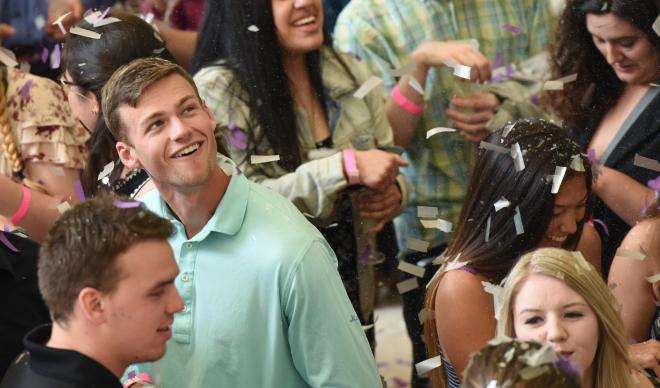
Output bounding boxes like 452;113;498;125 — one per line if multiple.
498;247;651;388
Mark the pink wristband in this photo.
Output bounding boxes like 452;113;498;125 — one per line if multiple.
10;185;31;225
392;85;424;116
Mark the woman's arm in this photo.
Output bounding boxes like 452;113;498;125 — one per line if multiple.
594;166;656;226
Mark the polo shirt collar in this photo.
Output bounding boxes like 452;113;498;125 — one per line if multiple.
24;324;121;388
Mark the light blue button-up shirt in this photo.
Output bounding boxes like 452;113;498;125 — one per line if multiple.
125;155;381;387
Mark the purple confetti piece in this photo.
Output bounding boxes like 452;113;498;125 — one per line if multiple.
97;7;111;22
0;231;19;252
502;23;522;34
591;218;609;236
227;123;247;150
391;377;409;388
41;47;49;64
587;148;596;163
648;176;660;192
113;199;141;209
3;225;9;232
19;80;33;104
358;244;372;266
73;180;85;201
530;94;541;105
492;52;504;69
51;44;61;69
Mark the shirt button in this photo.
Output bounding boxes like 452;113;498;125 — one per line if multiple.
182;305;188;313
181;274;190;282
186;242;193;249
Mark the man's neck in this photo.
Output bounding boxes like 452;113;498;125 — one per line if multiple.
47;323;125;378
156;166;230;239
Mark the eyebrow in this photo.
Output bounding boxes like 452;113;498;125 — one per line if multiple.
554;193;588;209
519;302;588;314
139;95;197;131
147;276;177;293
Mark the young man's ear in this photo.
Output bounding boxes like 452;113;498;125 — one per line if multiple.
77;287;107;325
116;141;141;171
202;100;217;128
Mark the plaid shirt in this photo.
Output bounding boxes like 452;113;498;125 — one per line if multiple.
334;0;553;252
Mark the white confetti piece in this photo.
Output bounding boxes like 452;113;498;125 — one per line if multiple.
56;201;72;214
442;258;467;273
418;308;433;323
0;47;18;68
616;248;646;261
408;77;425;96
486;380;497;388
488;334;513;346
97;161;115;181
34;15;46;30
520;365;550;380
405;237;429;253
398;260;426;278
93;17;121;27
520;344;555;367
353;76;383;99
417;206;439;219
482;281;504;320
558;73;578;83
78;62;86;67
551;166;567;194
250;155;280;164
543;80;564;91
426;127;456;139
419;218;453;233
84;11;103;24
513;206;524;235
70;26;102;39
479;141;509;154
494;197;511;212
570;154;585;172
453;64;472;80
247;24;259;32
396;277;419;294
153;31;163;42
415;356;442;377
634;154;660;172
219;161;237;176
510;143;525;172
388;62;416;77
653;15;660;36
52;11;72;35
485;215;491;242
362;323;375;330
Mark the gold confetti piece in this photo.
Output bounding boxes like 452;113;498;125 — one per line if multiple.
408;77;425;96
353;76;382;99
398;260;426;278
480;141;510;154
634;154;660;172
570;154;585;172
0;47;18;68
510;143;525;172
405;237;429;253
388;62;416;77
396;277;419;294
415;356;442;377
250;155;280;164
520;365;550;380
247;24;259;32
513;206;524;235
494;197;511;212
70;26;102;39
419;218;453;233
93;17;121;28
56;202;72;214
551;166;567;194
615;248;646;260
417;206;439;219
453;64;472;80
426;127;456;139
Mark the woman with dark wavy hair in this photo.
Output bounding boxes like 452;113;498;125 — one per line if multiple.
545;0;660;277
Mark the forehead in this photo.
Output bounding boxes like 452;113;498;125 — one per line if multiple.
115;239;176;283
555;175;587;205
585;13;640;37
514;273;586;308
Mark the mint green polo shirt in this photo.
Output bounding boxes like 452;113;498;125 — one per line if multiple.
124;155;380;387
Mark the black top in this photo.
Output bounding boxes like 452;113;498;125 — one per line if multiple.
0;325;122;388
572;90;660;277
0;232;50;377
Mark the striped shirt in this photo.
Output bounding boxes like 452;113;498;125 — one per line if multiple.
334;0;553;252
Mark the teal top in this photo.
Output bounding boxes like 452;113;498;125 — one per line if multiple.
123;155;381;387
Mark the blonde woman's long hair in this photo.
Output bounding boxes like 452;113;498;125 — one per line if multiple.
497;247;636;388
0;69;23;175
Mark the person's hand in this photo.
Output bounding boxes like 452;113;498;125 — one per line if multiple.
629;340;660;376
0;24;16;46
446;91;500;142
45;0;84;41
411;41;492;83
357;182;402;233
354;149;408;193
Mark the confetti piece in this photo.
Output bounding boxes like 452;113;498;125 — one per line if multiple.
479;141;509;154
408;77;425;96
353;76;383;99
570;154;585;172
388;62;416;77
56;201;72;214
520;365;550;380
396;277;419;294
96;7;111;22
634;154;660;173
70;26;102;39
0;231;19;252
415;356;442;377
97;161;115;181
50;166;65;176
52;11;72;35
591;218;609;236
153;47;166;54
361;323;375;330
442;258;467;272
405;237;429;253
486;380;497;388
19;80;33;103
398;260;426;278
488;334;513;346
153;31;163;42
74;180;85;201
648;176;660;192
653;15;660;36
418;308;433;323
307;148;338;159
113;199;141;208
248;24;260;32
93;17;121;28
250;155;280;164
485;215;491;242
520;344;555;366
543;80;565;91
51;44;61;69
646;273;660;284
84;11;103;24
510;143;525;172
587;148;596;163
558;73;578;83
41;47;49;63
417;206;438;218
453;64;471;80
227;123;247;150
615;248;646;260
426;127;456;139
0;47;18;68
494;197;511;212
419;218;453;233
513;206;524;235
551;166;567;194
482;281;504;320
502;23;522;33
